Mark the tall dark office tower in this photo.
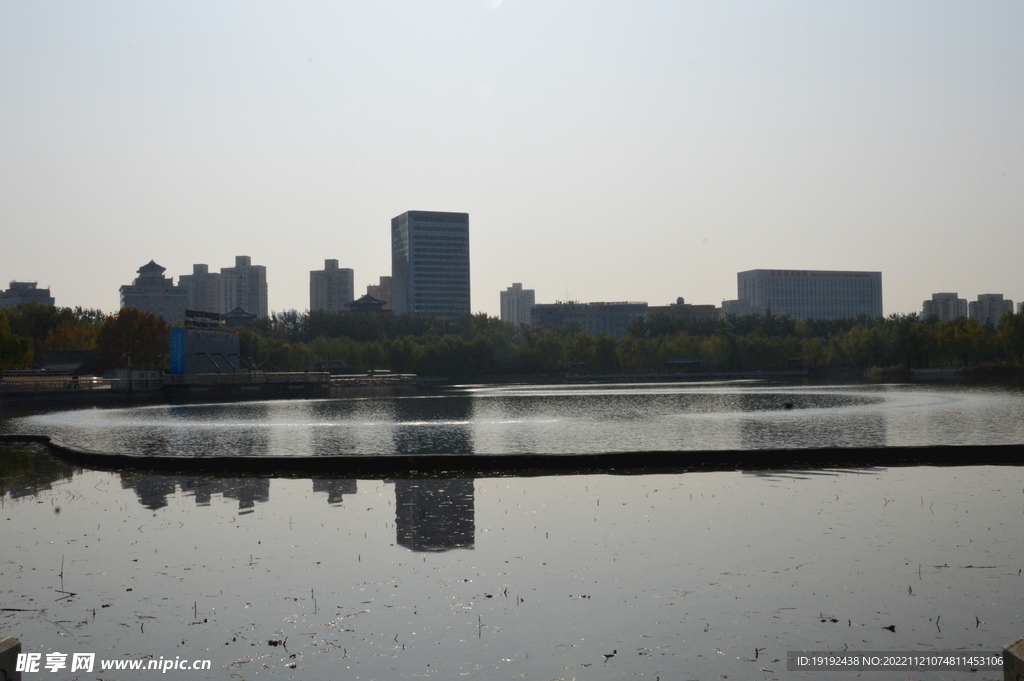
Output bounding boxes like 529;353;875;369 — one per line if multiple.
391;210;470;321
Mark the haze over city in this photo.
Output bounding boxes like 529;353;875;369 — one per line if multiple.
2;1;1022;318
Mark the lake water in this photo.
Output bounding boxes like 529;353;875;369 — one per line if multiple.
2;381;1023;680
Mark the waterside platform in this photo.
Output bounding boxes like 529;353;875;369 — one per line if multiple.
1;434;1020;480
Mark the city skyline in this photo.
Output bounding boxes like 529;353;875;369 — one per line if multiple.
2;3;1022;317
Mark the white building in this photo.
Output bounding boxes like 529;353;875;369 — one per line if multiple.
119;261;188;324
500;283;535;325
0;281;54;309
310;259;354;313
922;293;968;322
969;294;1014;326
735;269;883;320
177;264;222;314
220;255;268;319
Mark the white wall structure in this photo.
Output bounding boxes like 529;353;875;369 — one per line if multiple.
969;293;1014;326
736;269;883;320
500;283;535;325
220;255;268;319
310;259;355;313
119;260;188;324
922;292;968;322
0;281;54;309
177;264;222;314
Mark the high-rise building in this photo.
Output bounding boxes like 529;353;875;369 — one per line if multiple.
391;211;470;321
310;259;354;313
220;255;268;318
366;276;393;310
728;269;883;320
922;292;968;322
119;260;188;324
177;264;222;314
0;281;55;309
500;283;535;325
969;293;1014;326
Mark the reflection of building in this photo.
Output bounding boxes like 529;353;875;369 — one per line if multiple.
500;283;535;326
121;475;270;513
395;479;475;552
220;256;268;319
728;269;883;320
312;479;357;505
0;281;55;309
922;292;968;322
531;301;648;338
310;259;354;313
969;294;1014;326
119;260;188;324
391;210;470;321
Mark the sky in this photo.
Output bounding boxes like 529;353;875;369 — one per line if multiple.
2;1;1022;318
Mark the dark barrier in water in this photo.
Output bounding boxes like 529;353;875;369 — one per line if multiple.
1;434;1020;479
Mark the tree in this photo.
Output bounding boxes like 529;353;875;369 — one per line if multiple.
42;321;98;352
95;308;170;370
0;311;34;369
997;311;1024;364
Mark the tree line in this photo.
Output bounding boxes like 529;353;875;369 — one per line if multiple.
2;302;1024;377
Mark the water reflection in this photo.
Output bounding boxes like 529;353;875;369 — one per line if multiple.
0;443;79;499
119;473;271;512
394;479;475;552
392;395;474;454
312;478;357;505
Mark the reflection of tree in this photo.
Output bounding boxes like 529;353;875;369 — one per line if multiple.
394;479;475;552
312;479;357;505
0;445;79;499
120;474;270;513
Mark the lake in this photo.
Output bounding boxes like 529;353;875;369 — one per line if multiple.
1;381;1022;679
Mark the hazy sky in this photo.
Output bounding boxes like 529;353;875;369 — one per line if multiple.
2;1;1022;317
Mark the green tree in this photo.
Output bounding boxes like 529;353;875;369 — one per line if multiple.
95;308;170;370
997;311;1024;364
0;311;34;369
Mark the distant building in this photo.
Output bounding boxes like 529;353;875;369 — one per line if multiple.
366;276;393;310
223;307;258;329
531;301;648;338
177;264;222;314
119;260;188;324
392;211;470;321
647;297;719;320
922;292;968;322
0;281;54;309
220;256;268;319
735;269;883;320
500;283;535;325
969;294;1014;326
310;259;354;313
346;294;389;315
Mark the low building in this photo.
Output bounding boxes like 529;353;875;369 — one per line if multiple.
346;294;389;315
0;281;55;309
647;297;719;320
119;261;188;324
922;293;968;322
500;283;535;325
969;294;1014;326
737;269;883;320
531;301;648;338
